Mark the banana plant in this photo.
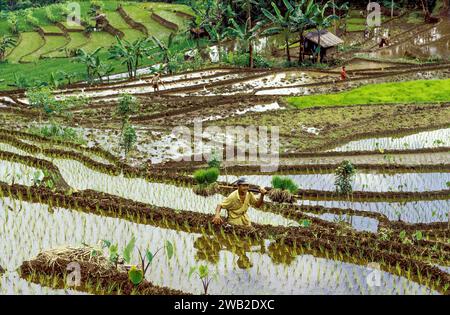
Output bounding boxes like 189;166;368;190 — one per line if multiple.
289;0;317;63
204;24;227;63
151;33;175;69
311;1;339;63
73;47;103;84
261;0;295;63
225;18;262;68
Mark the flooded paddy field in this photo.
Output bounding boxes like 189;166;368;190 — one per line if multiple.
0;3;450;296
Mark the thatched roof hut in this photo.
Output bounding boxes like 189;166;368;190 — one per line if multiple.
305;30;344;48
303;30;343;61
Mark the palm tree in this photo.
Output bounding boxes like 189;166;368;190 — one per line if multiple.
290;0;317;63
74;48;103;84
311;1;338;63
0;35;16;61
225;18;261;68
261;0;295;64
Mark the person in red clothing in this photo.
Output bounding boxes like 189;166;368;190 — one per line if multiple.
340;66;348;80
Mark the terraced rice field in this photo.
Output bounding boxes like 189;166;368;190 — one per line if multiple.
104;11;145;43
0;1;449;297
122;5;176;41
21;36;69;62
46;33;91;58
81;32;117;53
40;25;64;34
7;32;45;64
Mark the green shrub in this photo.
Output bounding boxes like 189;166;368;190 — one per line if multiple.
28;123;86;144
207;150;221;169
121;123;137;156
116;93;138;126
27;87;65;115
223;52;273;69
271;176;298;193
335;160;356;195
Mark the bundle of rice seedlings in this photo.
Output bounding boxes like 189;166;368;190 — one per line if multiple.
193;182;219;196
267;188;296;203
192;167;220;196
268;176;298;203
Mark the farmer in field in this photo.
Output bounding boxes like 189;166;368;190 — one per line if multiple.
150;73;162;92
340;66;348;80
212;177;267;226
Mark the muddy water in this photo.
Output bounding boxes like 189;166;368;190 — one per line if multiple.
0;198;437;295
0;272;86;295
370;20;450;60
182;71;323;97
49;159;297;227
0;159;40;186
220;173;450;193
0;143;294;226
304;212;379;233
59;71;245;99
298;199;449;224
330;128;450;151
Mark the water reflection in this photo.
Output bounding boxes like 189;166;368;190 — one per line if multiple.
194;234;266;269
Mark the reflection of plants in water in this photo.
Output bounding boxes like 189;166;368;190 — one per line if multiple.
333;215;350;226
193;234;264;269
189;265;217;295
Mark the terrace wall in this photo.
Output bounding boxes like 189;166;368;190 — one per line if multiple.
117;6;148;36
173;10;194;20
150;12;179;31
